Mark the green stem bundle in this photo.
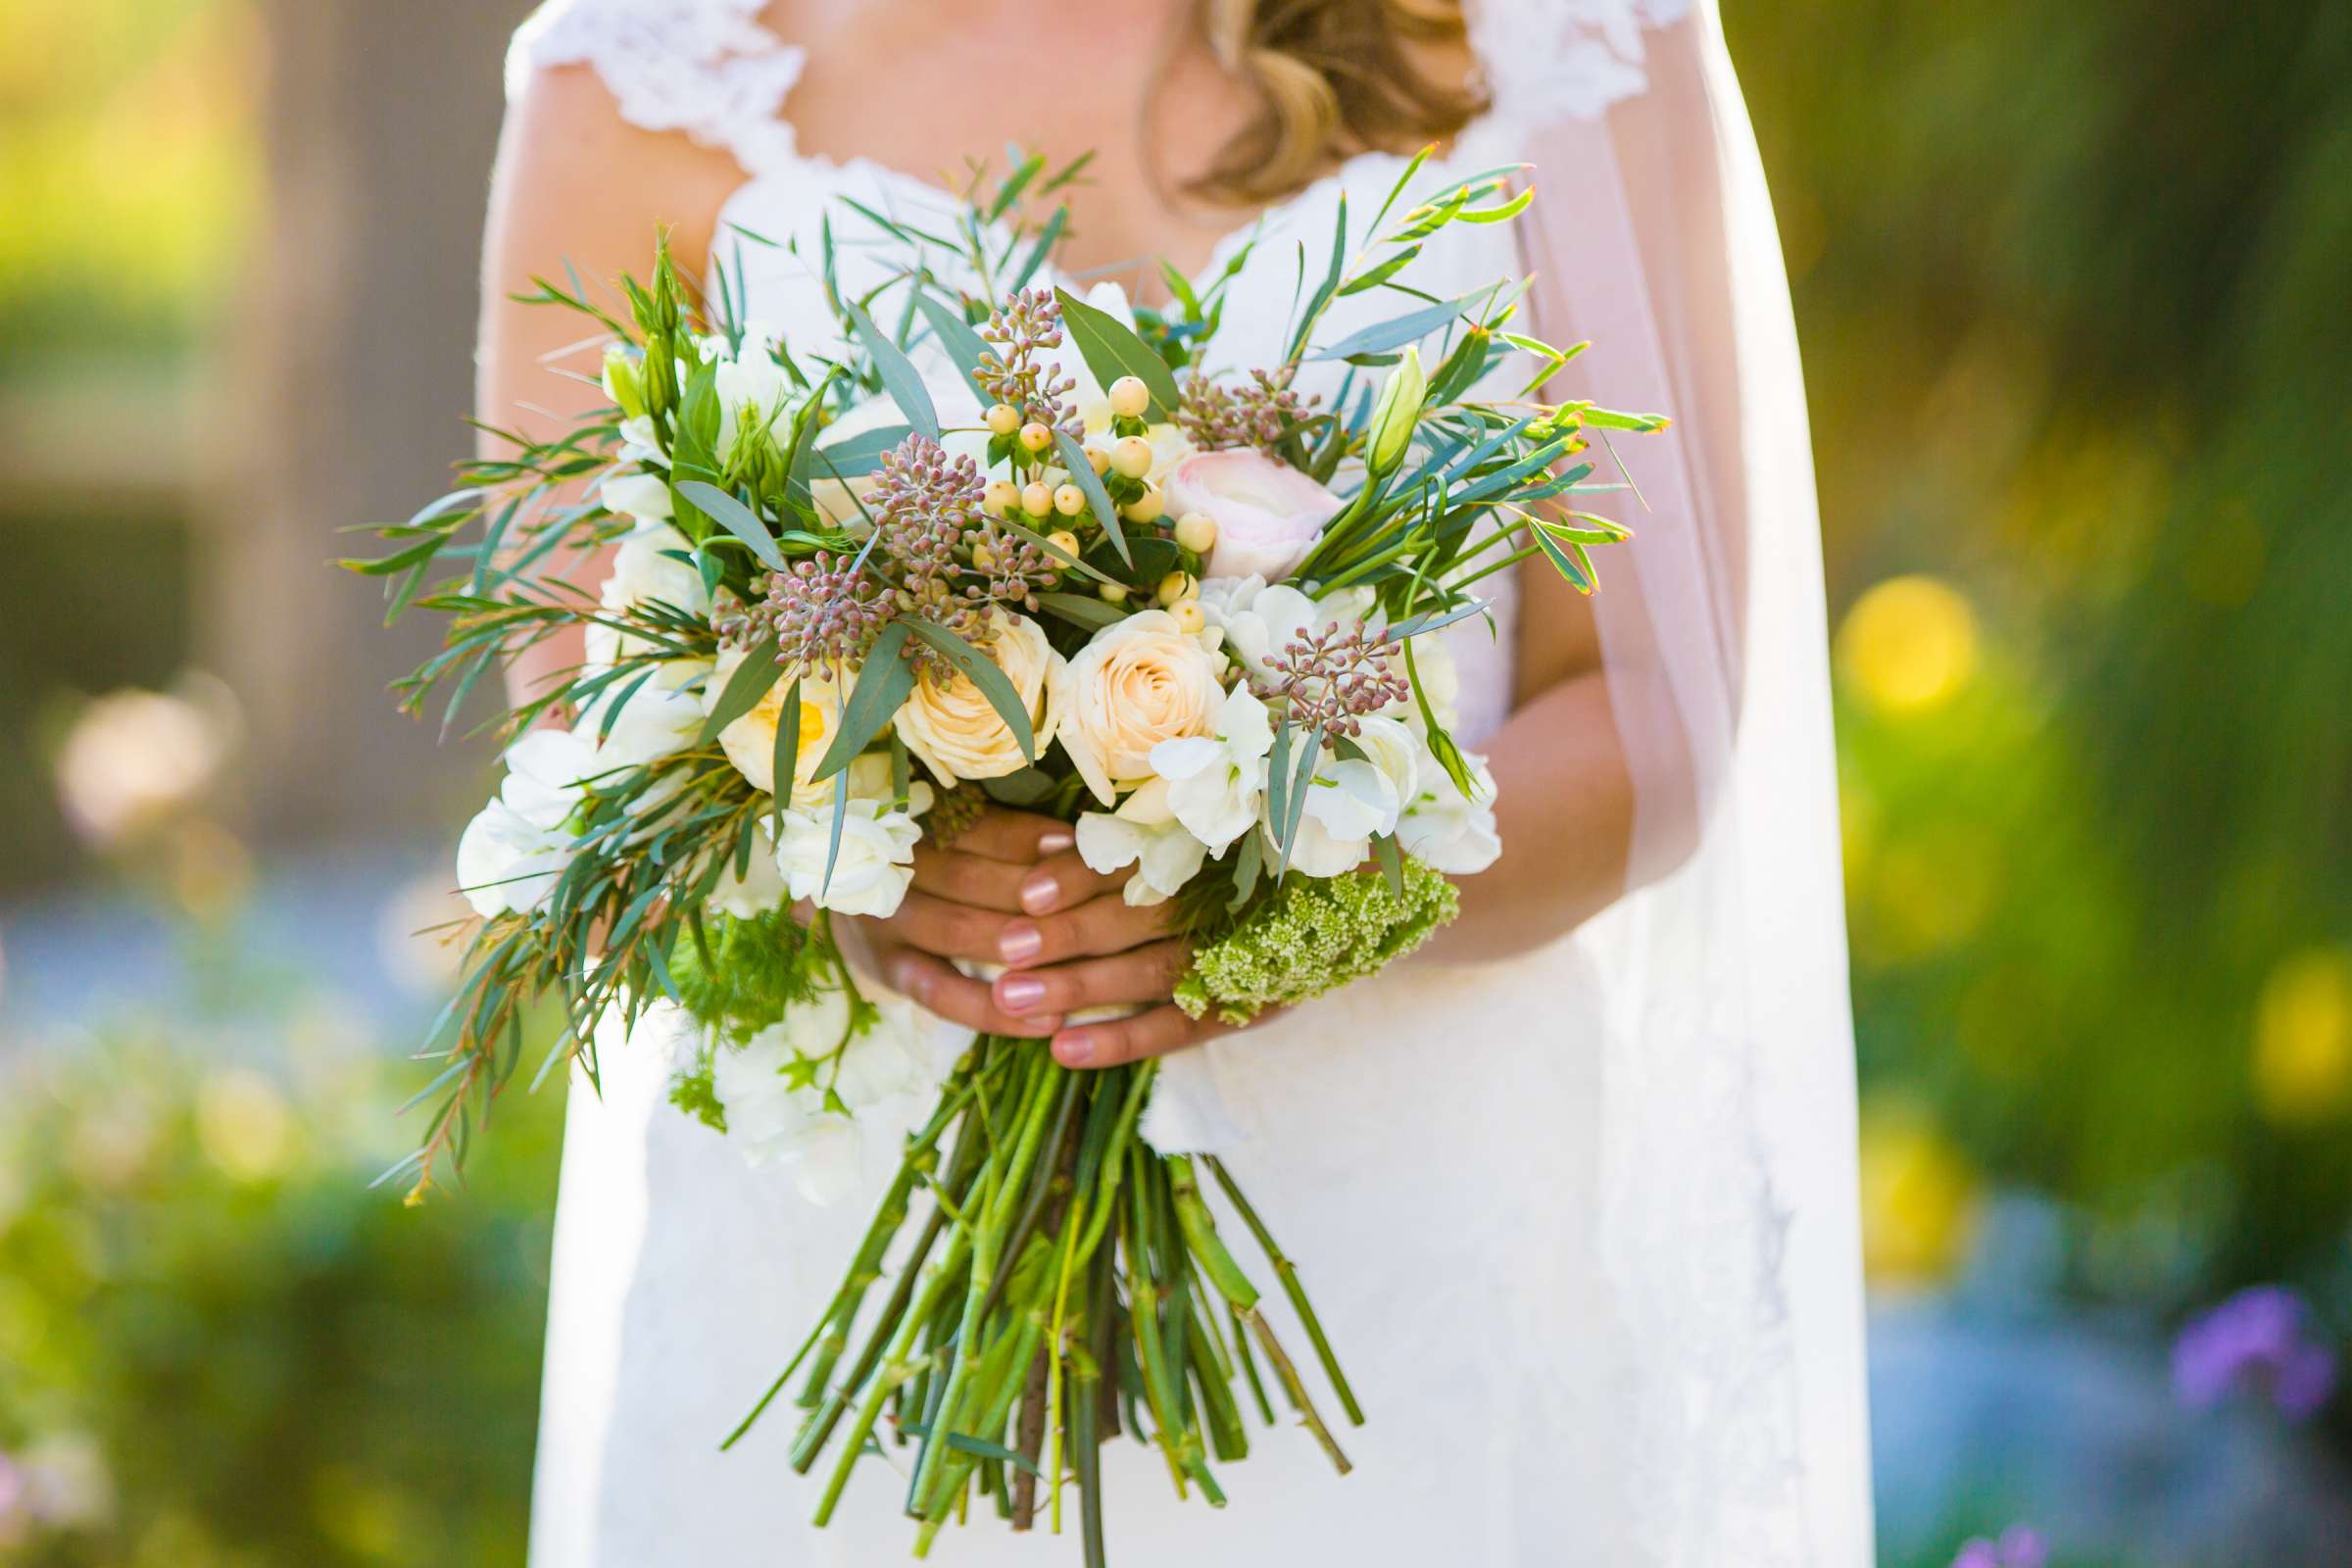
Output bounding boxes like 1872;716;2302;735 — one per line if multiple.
734;1037;1361;1561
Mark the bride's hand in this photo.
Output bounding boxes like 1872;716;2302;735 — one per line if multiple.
985;897;1258;1071
842;808;1124;1039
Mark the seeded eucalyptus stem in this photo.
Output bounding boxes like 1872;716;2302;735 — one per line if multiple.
767;1035;1358;1558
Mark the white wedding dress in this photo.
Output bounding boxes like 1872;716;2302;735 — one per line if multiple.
508;3;1874;1564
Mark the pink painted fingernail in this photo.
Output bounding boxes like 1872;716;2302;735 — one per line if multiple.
1018;871;1060;914
999;974;1049;1013
1037;828;1075;854
1054;1030;1096;1065
998;923;1043;963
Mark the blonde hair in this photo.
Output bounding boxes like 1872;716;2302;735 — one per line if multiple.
1185;0;1488;207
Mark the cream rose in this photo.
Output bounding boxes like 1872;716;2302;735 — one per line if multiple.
1058;611;1227;806
707;648;845;805
893;610;1065;784
1167;449;1344;584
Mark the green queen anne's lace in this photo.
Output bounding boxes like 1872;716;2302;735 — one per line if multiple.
1175;857;1461;1026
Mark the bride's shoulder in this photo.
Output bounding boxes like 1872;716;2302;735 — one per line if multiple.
505;0;804;173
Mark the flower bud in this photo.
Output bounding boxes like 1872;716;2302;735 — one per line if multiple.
983;479;1019;516
1084;444;1112;475
971;542;996;571
1110;435;1154;479
1098;581;1130;606
1365;344;1427;476
1047;529;1082;558
601;345;646;419
986;403;1021;435
1021;481;1054;516
1169;599;1206;634
1108;375;1151;419
1122;483;1164;523
1018;420;1054;453
1054;484;1087;517
1155;570;1197;607
1173;511;1218;554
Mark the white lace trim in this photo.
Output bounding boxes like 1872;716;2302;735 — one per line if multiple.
1469;0;1696;126
506;0;806;173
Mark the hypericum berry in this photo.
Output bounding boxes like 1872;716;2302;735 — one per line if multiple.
1123;483;1165;523
1170;600;1206;634
1046;529;1081;558
1083;443;1111;475
986;402;1021;435
1099;581;1130;606
1156;570;1197;607
1054;484;1086;517
983;478;1019;515
1021;480;1054;516
1108;375;1151;419
1018;420;1054;454
1109;435;1153;479
1174;511;1218;553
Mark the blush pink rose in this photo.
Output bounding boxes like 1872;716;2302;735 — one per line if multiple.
1166;449;1345;584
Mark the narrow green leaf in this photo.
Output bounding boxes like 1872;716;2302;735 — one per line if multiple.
771;673;804;835
903;620;1036;764
912;291;997;409
818;765;851;900
846;301;941;440
1310;287;1493;364
809;621;914;781
1035;590;1126;630
674;480;788;572
1053;428;1131;568
813;421;914;478
1371;831;1404;897
1054;286;1181;420
697;634;783;746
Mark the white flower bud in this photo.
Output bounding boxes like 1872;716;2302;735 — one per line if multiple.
1054;484;1087;516
1110;435;1154;479
1108;375;1151;419
986;403;1021;435
1173;511;1218;553
1122;483;1165;523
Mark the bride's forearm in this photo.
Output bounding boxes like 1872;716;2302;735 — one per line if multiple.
1422;669;1637;963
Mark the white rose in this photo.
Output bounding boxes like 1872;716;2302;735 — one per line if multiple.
1058;610;1228;806
707;649;846;803
775;797;923;917
893;610;1065;784
1075;777;1208;907
1149;685;1275;856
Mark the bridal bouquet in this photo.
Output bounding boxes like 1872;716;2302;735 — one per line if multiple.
351;149;1657;1561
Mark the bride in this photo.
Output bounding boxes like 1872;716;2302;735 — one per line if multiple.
484;1;1872;1562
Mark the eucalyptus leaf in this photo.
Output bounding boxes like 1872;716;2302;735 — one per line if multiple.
1053;428;1131;567
912;291;996;408
810;621;915;781
846;302;941;440
674;480;788;572
1310;287;1494;364
696;633;783;746
1054;286;1181;419
903;620;1036;764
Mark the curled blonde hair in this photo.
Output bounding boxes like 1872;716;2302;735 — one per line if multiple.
1186;0;1488;207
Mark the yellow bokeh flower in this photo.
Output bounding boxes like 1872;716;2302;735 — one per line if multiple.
1858;1101;1981;1288
1836;575;1979;715
2252;948;2352;1125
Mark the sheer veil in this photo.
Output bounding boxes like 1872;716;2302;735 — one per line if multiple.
1479;1;1874;1559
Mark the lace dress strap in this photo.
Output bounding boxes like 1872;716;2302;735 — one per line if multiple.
1467;0;1697;127
506;0;805;174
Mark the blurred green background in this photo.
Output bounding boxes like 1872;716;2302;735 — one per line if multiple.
2;0;2347;1562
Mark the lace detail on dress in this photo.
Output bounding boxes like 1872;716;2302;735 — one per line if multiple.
507;0;805;173
1469;0;1695;126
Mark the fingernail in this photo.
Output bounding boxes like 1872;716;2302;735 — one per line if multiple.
1018;871;1060;914
1054;1030;1096;1065
999;974;1049;1013
998;923;1043;963
1037;828;1075;854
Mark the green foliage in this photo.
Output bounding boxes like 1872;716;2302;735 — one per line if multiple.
1175;858;1461;1026
668;907;818;1039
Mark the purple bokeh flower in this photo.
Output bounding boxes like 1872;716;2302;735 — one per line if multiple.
2173;1285;2339;1420
1951;1525;2047;1568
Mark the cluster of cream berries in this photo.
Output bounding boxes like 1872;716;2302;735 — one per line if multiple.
975;374;1221;634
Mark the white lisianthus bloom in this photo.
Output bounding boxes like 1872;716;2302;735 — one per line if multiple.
587;520;710;670
711;1006;866;1204
1149;685;1275;856
1058;611;1228;806
617;415;662;467
600;471;673;523
706;649;847;803
1268;726;1413;879
1391;632;1462;730
453;728;596;916
1076;777;1209;907
713;339;795;457
1398;743;1502;874
894;609;1065;784
775;797;924;917
831;1000;929;1109
708;824;790;918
